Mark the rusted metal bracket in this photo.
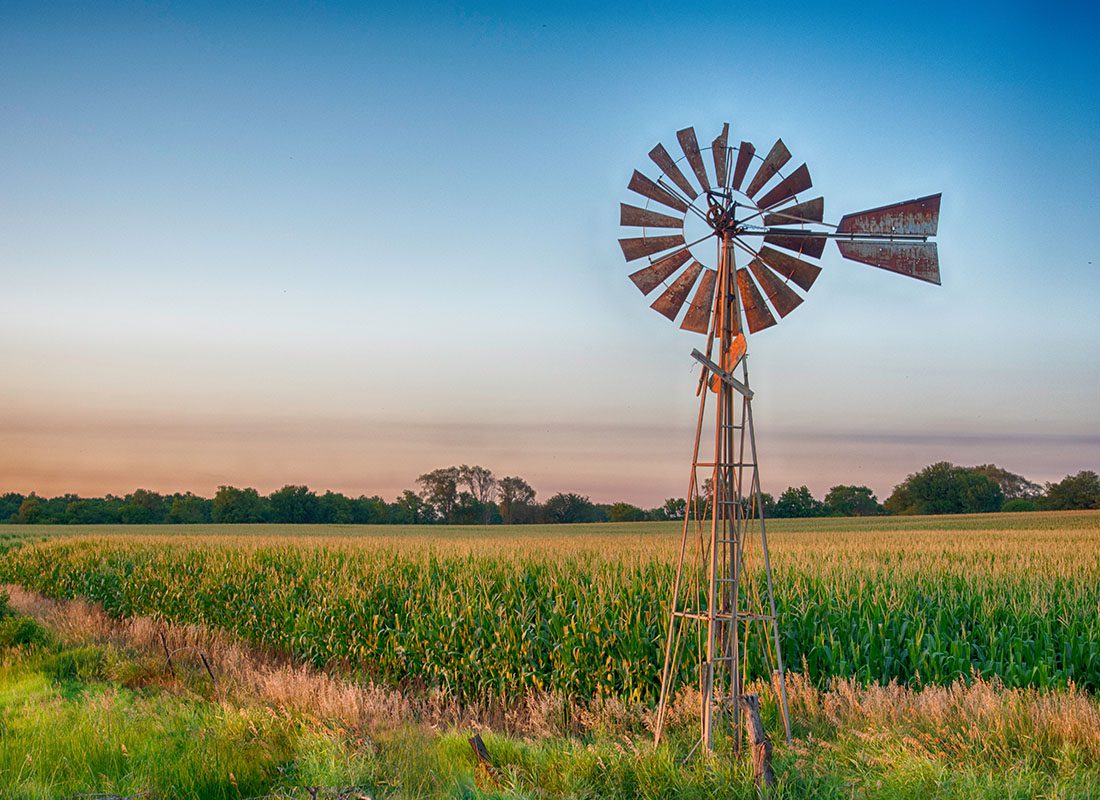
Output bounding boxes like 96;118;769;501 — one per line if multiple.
691;349;752;399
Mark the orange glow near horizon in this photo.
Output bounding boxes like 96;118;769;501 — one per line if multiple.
4;406;1095;506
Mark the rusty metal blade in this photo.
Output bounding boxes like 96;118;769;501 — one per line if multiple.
628;248;692;294
711;123;729;187
676;127;711;192
648;143;698;201
726;334;746;370
629;249;692;295
744;139;792;198
619;203;683;229
731;141;755;191
651;261;703;320
756;163;812;209
619;234;686;262
680;267;716;333
747;257;803;318
763;196;824;226
737;269;777;332
757;245;821;292
836;240;940;284
763;229;827;259
838;193;941;236
628;170;689;213
710;333;746;393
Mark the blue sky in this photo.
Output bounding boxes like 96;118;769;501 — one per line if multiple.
2;1;1098;504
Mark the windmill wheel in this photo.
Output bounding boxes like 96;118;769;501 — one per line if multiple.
619;123;941;336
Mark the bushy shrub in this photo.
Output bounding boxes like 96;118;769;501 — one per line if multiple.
0;616;50;648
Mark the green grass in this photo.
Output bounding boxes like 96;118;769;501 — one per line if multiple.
1;625;1097;799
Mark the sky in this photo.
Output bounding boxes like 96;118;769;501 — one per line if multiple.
2;1;1098;506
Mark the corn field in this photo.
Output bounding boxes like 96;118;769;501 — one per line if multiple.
1;511;1097;702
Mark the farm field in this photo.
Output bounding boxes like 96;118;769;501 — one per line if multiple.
1;510;1099;798
2;511;1099;699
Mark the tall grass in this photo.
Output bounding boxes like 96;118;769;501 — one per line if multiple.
1;512;1097;703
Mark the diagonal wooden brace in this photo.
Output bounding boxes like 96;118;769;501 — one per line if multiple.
691;349;753;399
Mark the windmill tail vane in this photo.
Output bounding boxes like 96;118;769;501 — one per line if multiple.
617;122;942;757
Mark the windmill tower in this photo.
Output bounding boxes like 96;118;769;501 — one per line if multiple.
618;123;941;756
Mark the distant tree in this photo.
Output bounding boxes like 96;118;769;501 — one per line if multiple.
1001;498;1038;512
351;495;389;524
772;486;829;518
167;493;213;524
543;492;603;524
57;495;82;522
119;489;167;524
971;464;1041;501
497;476;537;525
1040;470;1100;510
316;491;353;524
268;485;323;523
0;492;25;523
608;502;647;522
63;498;112;525
738;492;776;518
657;497;686;521
449;492;501;525
417;467;461;523
884;462;1003;515
458;465;497;523
392;489;429;524
17;495;45;524
510;499;543;524
212;486;268;523
824;485;883;517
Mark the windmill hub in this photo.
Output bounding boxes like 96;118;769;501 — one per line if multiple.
704;193;759;236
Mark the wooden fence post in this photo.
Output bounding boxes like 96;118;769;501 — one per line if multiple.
741;693;776;791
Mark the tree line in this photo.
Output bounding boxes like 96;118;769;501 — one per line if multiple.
2;462;1097;525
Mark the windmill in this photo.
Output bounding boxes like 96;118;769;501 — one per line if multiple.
618;123;941;756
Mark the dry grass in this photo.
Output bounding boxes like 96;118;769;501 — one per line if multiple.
3;583;421;732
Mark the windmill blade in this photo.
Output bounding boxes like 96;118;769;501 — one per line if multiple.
763;229;827;259
736;269;777;332
747;257;804;318
619;234;686;262
731;141;755;191
837;240;940;284
726;333;746;371
838;193;941;236
763;196;824;226
680;267;717;333
651;261;704;320
628;170;689;214
628;248;692;294
649;143;698;201
711;123;729;188
676;127;711;192
744;139;792;198
758;245;821;292
620;203;683;229
756;163;812;210
710;333;746;393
